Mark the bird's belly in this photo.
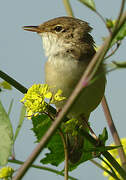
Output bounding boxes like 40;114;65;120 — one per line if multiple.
45;59;106;118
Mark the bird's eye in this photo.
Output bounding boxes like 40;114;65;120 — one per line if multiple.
54;25;63;32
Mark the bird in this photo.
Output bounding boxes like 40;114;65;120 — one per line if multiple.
23;16;106;163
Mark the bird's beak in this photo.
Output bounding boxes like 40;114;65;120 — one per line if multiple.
23;26;42;33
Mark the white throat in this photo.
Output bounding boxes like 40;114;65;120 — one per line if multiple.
41;32;69;58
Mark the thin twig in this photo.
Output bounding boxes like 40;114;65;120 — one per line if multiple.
9;159;76;180
104;42;121;60
95;10;112;34
101;96;126;170
62;0;74;17
58;130;69;180
83;117;98;141
114;0;125;31
45;111;69;180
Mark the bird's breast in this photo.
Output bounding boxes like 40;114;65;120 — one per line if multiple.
45;57;87;97
45;56;106;118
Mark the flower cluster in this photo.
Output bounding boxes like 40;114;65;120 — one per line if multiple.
101;138;126;180
21;84;66;119
0;166;14;180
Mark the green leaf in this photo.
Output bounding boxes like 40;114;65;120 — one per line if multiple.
98;127;108;145
78;0;96;11
40;133;64;166
0;101;13;165
14;105;26;142
32;114;64;166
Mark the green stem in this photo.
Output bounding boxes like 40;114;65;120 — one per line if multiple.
9;159;76;180
103;151;126;179
98;157;118;179
90;159;121;180
0;70;27;94
114;0;125;32
104;42;121;60
58;130;69;180
95;10;112;34
62;0;74;17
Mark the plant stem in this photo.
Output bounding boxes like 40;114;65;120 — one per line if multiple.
99;156;118;179
58;130;69;180
101;96;126;170
95;10;112;34
62;0;74;17
114;0;125;31
103;151;126;179
104;42;121;60
0;70;27;94
45;112;69;180
9;159;76;180
90;159;120;180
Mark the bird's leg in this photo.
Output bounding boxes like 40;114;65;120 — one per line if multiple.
81;115;99;141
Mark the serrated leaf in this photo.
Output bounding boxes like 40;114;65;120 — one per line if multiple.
78;0;96;11
40;133;64;166
0;101;13;165
14;105;26;142
32;114;64;166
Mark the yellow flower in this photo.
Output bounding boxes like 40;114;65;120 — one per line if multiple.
21;84;66;119
101;138;126;180
0;166;14;180
50;89;66;103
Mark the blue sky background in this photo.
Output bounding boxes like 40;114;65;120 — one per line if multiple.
0;0;126;179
